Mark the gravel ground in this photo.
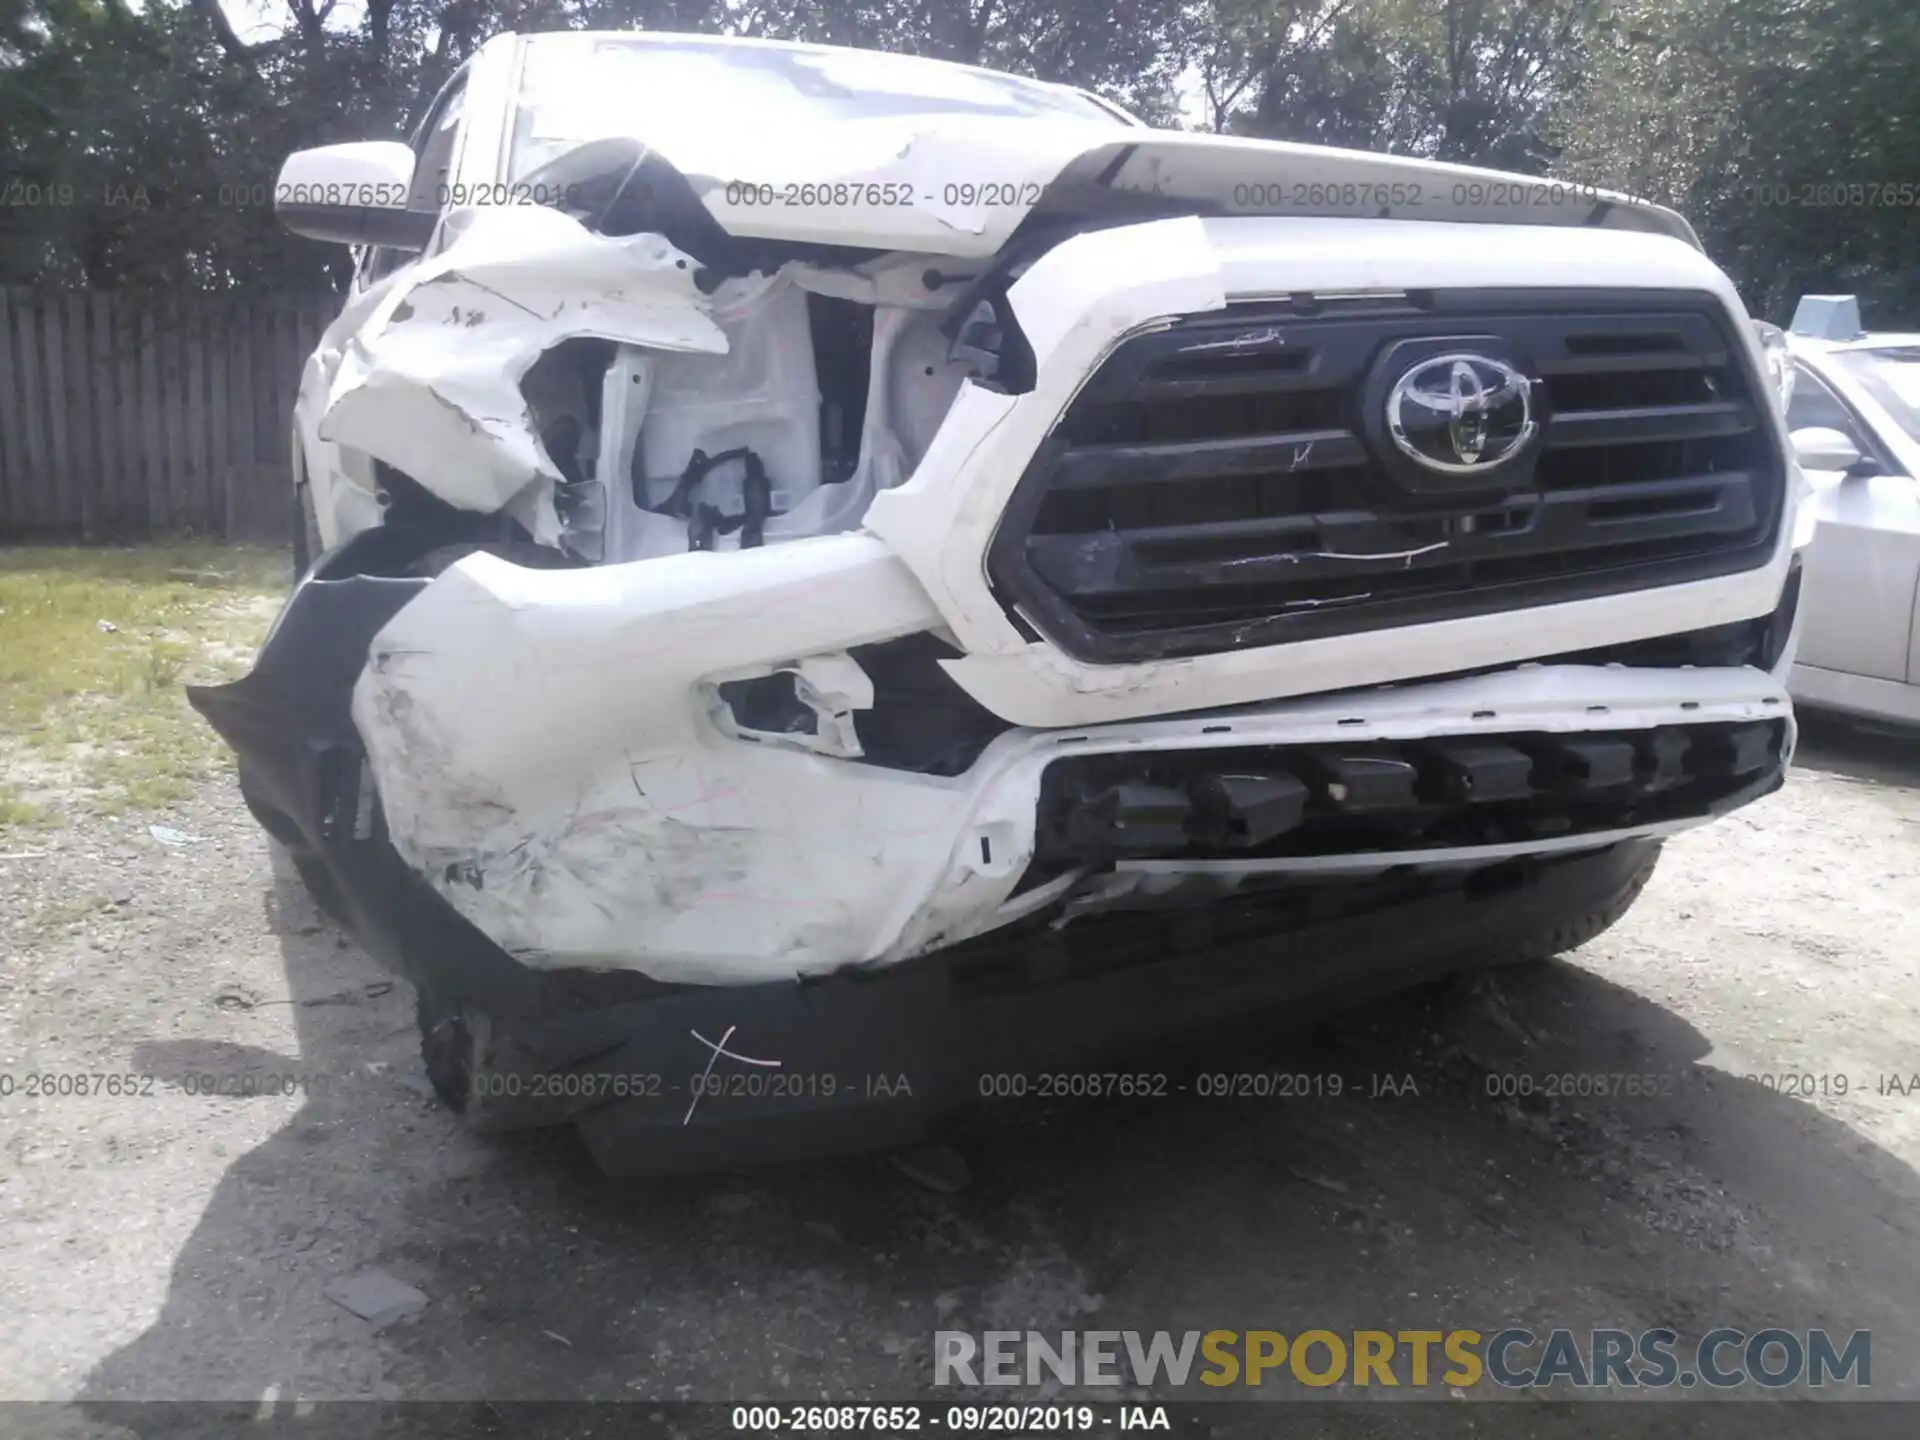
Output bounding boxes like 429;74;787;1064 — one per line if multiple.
0;714;1916;1436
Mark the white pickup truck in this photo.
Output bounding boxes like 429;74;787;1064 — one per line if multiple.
190;30;1809;1173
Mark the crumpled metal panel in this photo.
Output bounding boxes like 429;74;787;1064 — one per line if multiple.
317;204;726;545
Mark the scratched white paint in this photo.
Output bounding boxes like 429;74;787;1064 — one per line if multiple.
355;556;1795;983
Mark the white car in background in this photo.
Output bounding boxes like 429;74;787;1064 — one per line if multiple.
1785;295;1920;727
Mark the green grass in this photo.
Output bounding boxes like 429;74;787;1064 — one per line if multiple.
34;892;114;930
0;790;51;828
0;544;289;827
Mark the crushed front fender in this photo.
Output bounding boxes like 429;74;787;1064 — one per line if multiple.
336;539;1791;988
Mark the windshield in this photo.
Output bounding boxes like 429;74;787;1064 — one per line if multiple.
510;36;1123;181
1832;349;1920;447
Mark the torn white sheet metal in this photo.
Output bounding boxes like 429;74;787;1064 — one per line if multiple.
318;204;726;545
758;304;915;544
353;552;1792;985
313;223;973;564
557;261;968;565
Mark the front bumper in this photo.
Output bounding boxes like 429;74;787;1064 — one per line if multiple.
192;214;1806;1002
190;536;1794;996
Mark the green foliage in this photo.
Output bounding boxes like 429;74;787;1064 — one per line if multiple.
1700;0;1920;322
0;0;1912;323
0;544;287;817
747;0;1192;120
1223;0;1604;173
1556;0;1920;323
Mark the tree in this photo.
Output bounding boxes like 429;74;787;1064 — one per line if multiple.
0;0;1190;291
5;0;1916;319
1226;0;1604;171
736;0;1191;120
1558;0;1920;322
1189;0;1354;135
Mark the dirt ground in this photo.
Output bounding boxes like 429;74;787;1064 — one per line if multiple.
1;711;1917;1435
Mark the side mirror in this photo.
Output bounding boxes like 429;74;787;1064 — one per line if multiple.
275;141;436;249
1790;426;1866;475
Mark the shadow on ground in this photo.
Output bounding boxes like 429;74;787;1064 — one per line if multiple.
69;732;1920;1438
1793;711;1920;791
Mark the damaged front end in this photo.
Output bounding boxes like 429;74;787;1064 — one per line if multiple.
192;537;1784;1170
193;29;1804;1169
190;512;1795;1173
298;136;997;572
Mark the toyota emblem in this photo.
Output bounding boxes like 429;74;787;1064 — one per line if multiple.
1386;353;1536;474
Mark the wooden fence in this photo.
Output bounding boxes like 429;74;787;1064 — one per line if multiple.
0;287;338;542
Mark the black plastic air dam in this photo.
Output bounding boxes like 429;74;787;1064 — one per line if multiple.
185;537;560;1014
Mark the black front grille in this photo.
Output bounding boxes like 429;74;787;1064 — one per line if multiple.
988;289;1786;662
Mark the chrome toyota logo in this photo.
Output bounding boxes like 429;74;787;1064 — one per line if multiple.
1386;353;1535;474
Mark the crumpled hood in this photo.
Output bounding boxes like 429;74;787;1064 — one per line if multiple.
639;117;1701;258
